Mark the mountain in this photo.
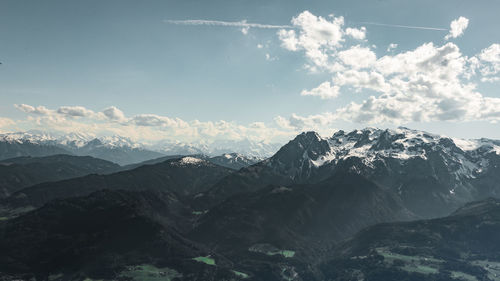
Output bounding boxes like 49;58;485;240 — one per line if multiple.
0;132;275;165
0;189;238;281
190;172;414;259
126;153;262;171
0;156;233;218
0;133;71;160
320;198;500;281
0;132;164;165
152;138;282;158
68;137;164;165
203;128;500;218
207;153;261;170
0;155;120;198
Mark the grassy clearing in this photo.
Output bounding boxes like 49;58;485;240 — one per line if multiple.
279;250;295;258
118;264;181;281
232;270;250;278
248;244;295;258
377;248;443;264
402;264;439;274
192;256;216;266
450;271;479;281
376;248;442;275
471;260;500;281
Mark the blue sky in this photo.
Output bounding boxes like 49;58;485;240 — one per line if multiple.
1;0;500;143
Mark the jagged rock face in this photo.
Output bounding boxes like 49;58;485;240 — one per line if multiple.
207;127;500;218
265;131;332;182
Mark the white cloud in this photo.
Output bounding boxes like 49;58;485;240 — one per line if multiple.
445;16;469;40
387;43;398;52
57;106;95;118
333;70;389;93
257;44;264;49
13;104;298;143
338;45;376;69
15;104;52;115
479;44;500;63
277;11;346;69
277;11;500;126
102;106;126;121
0;117;15;132
301;81;340;99
265;53;277;61
469;44;500;82
345;27;366;40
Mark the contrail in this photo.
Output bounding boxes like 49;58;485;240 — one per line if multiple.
164;19;447;32
355;21;447;31
164;19;293;29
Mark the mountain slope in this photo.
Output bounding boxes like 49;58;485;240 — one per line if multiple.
190;172;414;261
125;153;262;171
320;198;500;281
70;138;164;165
0;139;71;161
0;155;121;198
204;128;500;218
0;189;237;281
0;133;164;165
1;157;233;217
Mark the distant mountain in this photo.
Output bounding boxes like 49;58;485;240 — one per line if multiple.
320;198;500;281
1;156;233;217
152;138;282;158
0;154;120;198
0;132;164;165
0;132;276;165
68;138;164;165
204;128;500;218
207;153;261;170
126;153;262;171
0;134;71;160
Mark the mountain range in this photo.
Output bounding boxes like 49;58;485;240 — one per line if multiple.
0;132;281;165
1;127;500;281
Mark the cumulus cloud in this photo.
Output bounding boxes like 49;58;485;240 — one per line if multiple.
57;106;95;118
15;104;52;115
445;16;469;40
477;44;500;80
0;117;15;128
276;11;500;127
277;11;346;69
301;81;340;99
345;27;366;40
102;106;126;121
338;45;376;69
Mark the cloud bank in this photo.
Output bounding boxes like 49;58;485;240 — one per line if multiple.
10;104;297;143
275;12;500;131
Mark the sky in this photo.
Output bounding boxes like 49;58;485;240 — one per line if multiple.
1;0;500;144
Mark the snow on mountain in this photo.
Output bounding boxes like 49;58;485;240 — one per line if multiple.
257;127;500;218
150;139;281;158
269;127;496;173
170;156;207;167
